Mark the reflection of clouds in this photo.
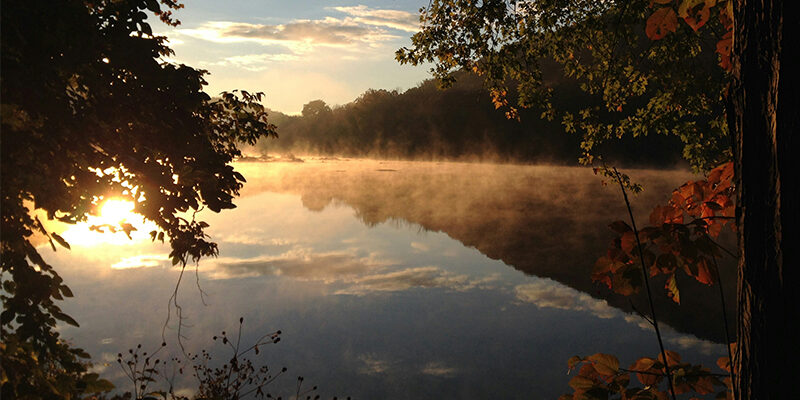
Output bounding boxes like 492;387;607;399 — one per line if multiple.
410;241;429;252
515;280;724;356
216;230;296;247
358;354;392;375
335;267;498;296
205;247;498;296
667;335;719;355
421;361;458;377
111;254;169;270
207;249;384;282
514;280;617;319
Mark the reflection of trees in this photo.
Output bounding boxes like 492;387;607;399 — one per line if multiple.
244;161;735;342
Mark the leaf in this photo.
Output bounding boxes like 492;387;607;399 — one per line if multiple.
54;311;80;327
51;233;71;250
658;349;682;366
666;274;681;303
679;0;715;31
716;31;733;70
568;375;595;392
620;231;637;255
646;7;678;40
84;377;115;393
609;220;632;234
716;356;730;372
567;355;583;370
587;353;620;376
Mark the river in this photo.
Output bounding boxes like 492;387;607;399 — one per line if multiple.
47;158;734;399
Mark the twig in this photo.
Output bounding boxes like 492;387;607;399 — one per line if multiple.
613;167;677;400
711;254;737;399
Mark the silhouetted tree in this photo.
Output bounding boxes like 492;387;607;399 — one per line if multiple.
0;1;276;397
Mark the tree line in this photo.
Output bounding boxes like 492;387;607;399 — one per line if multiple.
253;71;686;168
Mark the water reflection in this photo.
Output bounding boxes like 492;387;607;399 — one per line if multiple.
46;159;729;399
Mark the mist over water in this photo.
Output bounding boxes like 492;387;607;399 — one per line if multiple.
50;158;732;399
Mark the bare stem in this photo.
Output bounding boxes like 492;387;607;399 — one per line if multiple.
612;167;677;400
711;254;737;399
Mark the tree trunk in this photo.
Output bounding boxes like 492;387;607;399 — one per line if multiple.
732;0;799;398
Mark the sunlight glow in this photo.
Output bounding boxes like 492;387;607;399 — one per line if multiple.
58;198;159;247
98;199;135;225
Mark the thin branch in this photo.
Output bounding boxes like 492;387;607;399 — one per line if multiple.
711;254;737;399
613;167;677;400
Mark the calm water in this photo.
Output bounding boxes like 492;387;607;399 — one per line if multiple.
46;159;732;399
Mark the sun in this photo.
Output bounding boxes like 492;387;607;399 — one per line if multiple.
53;198;159;247
96;199;137;226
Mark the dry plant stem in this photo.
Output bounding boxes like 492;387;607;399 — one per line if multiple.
711;254;737;399
612;168;677;400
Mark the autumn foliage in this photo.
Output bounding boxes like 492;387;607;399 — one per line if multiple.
561;348;734;400
646;0;734;71
592;162;734;303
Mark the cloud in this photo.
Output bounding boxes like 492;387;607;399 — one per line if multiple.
179;19;398;52
420;361;458;377
111;254;169;270
331;5;419;32
358;353;392;375
514;279;618;319
212;53;301;71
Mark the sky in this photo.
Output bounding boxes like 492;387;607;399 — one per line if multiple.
157;0;432;114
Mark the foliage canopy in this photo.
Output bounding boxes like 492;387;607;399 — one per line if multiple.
1;0;275;397
397;0;732;171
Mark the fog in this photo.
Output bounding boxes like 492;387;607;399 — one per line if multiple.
234;158;737;341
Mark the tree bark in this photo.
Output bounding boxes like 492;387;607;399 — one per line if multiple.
732;0;799;398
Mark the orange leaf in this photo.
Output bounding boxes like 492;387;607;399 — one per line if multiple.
679;0;715;31
630;357;662;386
646;7;678;40
695;258;715;285
621;231;637;255
716;30;733;70
658;349;682;366
716;356;731;373
587;353;620;376
568;376;595;392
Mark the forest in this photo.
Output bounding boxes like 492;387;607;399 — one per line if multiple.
250;71;685;167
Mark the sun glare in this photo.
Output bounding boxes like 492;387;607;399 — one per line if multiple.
97;199;136;226
56;198;159;247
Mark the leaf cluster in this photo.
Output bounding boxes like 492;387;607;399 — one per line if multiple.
592;163;734;302
561;350;731;400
